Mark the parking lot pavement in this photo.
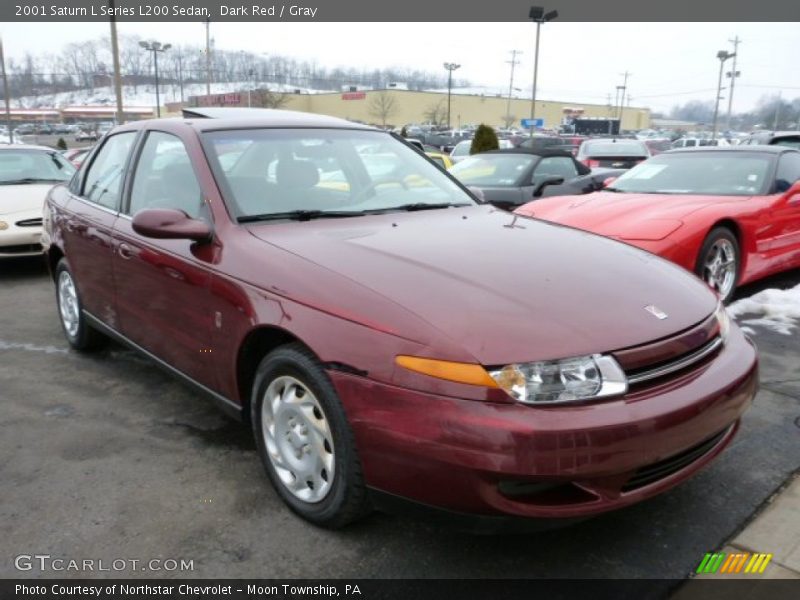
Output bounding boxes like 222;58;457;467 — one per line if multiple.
1;257;798;588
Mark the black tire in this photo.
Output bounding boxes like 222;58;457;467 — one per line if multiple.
251;343;369;528
54;258;107;351
695;227;740;304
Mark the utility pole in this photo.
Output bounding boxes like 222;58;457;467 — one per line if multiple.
177;47;184;104
725;36;741;130
0;36;12;143
617;71;631;120
204;18;211;96
108;0;124;125
505;50;522;128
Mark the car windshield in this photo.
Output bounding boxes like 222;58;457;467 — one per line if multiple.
609;152;773;196
0;149;76;184
582;141;647;156
449;154;535;186
203;128;475;220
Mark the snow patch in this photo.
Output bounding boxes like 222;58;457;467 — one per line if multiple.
0;340;68;354
728;283;800;336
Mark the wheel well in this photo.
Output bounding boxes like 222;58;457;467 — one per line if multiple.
47;247;64;281
707;219;743;268
236;326;305;422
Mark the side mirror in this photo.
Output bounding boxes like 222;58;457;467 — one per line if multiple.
533;176;565;197
603;176;618;188
132;208;211;242
468;186;486;203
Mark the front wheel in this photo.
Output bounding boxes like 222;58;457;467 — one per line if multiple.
251;343;369;528
695;228;740;303
55;259;107;351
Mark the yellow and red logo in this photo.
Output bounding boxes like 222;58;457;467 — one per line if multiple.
697;551;773;574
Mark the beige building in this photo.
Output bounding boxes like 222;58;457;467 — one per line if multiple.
174;88;651;131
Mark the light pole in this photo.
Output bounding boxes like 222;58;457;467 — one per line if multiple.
139;41;171;118
725;36;741;130
443;62;460;130
528;6;558;138
712;50;735;140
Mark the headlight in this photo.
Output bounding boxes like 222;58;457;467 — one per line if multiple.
489;354;628;405
715;301;730;342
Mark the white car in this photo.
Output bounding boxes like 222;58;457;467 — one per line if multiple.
0;145;76;258
449;138;513;164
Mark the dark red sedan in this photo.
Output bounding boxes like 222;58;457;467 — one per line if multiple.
43;110;757;529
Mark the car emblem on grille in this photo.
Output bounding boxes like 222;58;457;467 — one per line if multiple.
0;221;8;230
645;305;668;320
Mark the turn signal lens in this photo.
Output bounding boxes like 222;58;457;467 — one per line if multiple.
395;356;498;387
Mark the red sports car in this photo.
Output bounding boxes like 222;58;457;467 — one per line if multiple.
515;146;800;302
43;110;757;529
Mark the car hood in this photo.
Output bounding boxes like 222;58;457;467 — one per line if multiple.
247;206;716;365
0;184;56;217
516;191;740;238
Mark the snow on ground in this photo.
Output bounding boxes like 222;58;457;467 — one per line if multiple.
728;283;800;336
16;81;322;109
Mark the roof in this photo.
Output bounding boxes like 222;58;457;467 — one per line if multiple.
482;148;575;159
180;107;374;131
667;145;797;155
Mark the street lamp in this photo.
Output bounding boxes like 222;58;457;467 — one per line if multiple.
443;62;461;130
528;5;558;137
712;50;735;140
139;40;172;118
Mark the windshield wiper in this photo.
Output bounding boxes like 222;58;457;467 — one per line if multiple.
367;202;471;213
0;177;64;185
238;209;366;223
603;187;624;193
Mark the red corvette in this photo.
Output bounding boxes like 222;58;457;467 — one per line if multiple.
515;146;800;302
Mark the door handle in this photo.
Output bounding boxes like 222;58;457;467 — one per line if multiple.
118;242;134;260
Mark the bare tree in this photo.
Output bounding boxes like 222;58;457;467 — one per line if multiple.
253;87;290;109
424;100;447;126
368;91;397;128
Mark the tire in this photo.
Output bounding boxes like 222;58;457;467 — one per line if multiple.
251;343;369;528
54;258;107;351
695;227;740;303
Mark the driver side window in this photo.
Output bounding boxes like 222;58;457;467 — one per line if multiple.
128;131;206;220
532;157;577;185
775;153;800;193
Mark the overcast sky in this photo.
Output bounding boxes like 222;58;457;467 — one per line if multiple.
1;21;798;114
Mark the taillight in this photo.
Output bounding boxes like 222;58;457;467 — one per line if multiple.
584;159;600;168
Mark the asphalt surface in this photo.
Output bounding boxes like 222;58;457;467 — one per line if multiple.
0;257;798;587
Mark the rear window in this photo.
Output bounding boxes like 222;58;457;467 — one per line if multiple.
583;141;648;156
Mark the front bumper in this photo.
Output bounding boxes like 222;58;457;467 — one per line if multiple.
0;224;43;258
331;325;757;521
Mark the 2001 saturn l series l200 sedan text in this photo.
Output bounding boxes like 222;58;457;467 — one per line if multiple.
41;108;758;529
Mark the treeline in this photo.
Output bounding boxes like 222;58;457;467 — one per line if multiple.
3;35;469;104
664;95;800;131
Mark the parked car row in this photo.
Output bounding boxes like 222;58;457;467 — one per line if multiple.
27;108;767;532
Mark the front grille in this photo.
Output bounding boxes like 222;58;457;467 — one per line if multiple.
15;218;42;227
0;244;42;254
626;335;723;386
622;427;730;492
